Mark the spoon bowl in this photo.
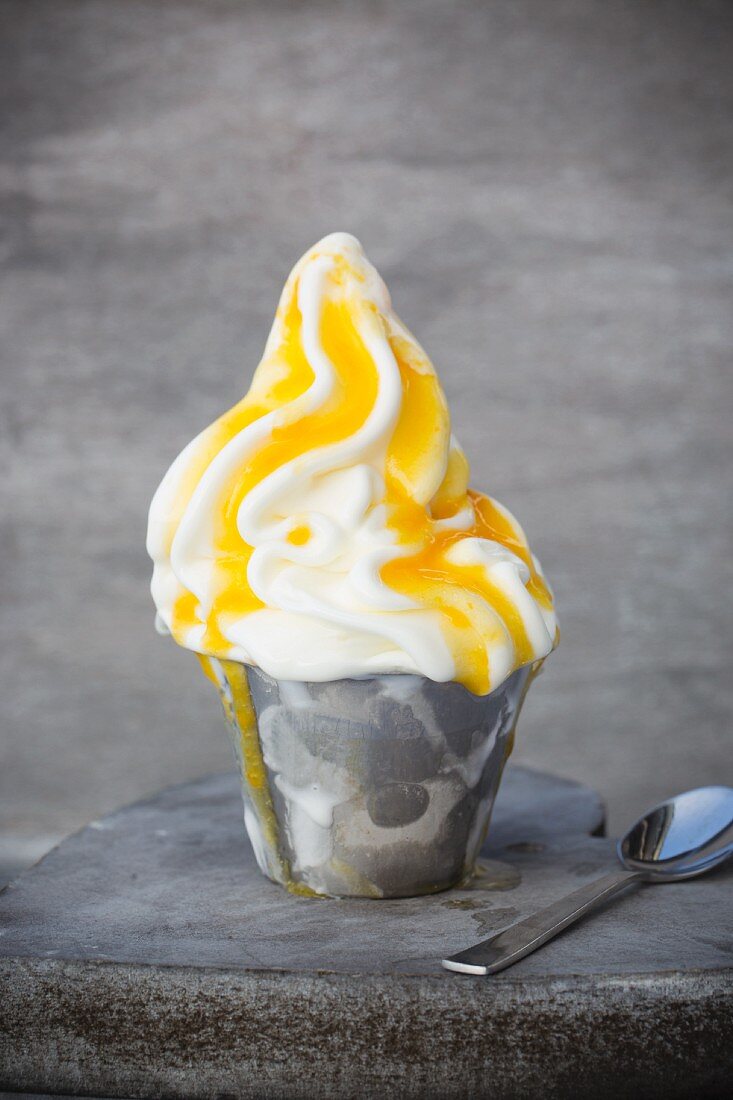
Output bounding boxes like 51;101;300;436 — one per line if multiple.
619;786;733;880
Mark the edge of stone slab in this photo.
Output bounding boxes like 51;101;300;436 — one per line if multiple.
16;761;608;836
0;763;607;897
498;762;607;837
0;771;242;896
1;957;731;1100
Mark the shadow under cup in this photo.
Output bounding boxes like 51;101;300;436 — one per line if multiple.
219;663;533;898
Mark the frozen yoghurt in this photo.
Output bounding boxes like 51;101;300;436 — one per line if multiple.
147;233;557;696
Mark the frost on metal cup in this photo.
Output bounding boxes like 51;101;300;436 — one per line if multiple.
211;658;534;898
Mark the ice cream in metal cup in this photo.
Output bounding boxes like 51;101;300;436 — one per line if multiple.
149;233;558;901
204;658;535;898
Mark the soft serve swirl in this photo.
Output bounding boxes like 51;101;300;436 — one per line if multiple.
147;233;557;694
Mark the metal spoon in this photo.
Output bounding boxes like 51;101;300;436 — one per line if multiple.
443;785;733;976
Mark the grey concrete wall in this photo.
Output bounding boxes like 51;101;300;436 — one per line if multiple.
2;0;732;877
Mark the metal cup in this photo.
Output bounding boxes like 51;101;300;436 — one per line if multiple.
220;663;532;898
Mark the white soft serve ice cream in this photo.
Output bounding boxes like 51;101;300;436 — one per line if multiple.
147;233;557;696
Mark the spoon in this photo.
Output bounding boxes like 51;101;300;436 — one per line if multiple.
443;785;733;976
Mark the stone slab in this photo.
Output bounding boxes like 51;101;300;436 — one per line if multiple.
0;766;730;1097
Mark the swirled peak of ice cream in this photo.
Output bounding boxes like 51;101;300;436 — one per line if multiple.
147;233;557;694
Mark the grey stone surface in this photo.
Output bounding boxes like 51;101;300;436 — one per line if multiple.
1;0;732;875
0;767;731;1097
0;767;607;974
3;964;731;1100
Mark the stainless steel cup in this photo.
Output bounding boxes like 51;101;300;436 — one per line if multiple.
219;663;532;898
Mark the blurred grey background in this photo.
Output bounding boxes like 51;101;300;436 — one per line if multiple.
2;0;732;883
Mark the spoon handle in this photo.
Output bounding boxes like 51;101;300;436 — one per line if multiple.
442;869;643;975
